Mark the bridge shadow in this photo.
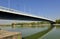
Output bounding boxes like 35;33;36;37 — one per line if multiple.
22;25;55;39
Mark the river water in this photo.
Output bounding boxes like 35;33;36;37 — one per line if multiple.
40;26;60;39
0;26;48;37
0;25;60;39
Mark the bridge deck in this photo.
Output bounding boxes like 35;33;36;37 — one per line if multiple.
0;6;55;23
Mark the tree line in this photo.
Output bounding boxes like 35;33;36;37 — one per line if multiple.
56;19;60;24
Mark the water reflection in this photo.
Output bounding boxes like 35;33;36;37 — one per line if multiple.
41;25;60;39
1;26;48;37
24;26;54;39
0;25;55;39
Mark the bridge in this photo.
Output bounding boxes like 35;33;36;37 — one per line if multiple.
0;6;55;27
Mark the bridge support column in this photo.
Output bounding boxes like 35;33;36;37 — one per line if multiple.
12;23;16;28
50;22;55;27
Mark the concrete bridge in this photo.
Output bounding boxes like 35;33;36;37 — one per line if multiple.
0;6;55;27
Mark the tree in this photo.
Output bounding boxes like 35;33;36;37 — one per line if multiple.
56;19;60;24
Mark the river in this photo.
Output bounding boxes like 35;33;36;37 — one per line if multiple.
39;26;60;39
0;25;60;39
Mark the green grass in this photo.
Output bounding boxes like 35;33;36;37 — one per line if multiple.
23;27;54;39
18;35;21;39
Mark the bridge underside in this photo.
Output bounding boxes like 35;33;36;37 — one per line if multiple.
0;11;55;23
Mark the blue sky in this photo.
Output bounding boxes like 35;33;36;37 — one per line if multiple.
0;0;60;24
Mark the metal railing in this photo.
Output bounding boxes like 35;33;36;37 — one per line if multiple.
0;6;23;13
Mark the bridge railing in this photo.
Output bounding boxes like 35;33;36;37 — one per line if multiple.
0;6;23;13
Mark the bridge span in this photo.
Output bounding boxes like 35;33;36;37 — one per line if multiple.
0;6;55;25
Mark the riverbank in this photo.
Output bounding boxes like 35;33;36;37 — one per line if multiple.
0;30;22;39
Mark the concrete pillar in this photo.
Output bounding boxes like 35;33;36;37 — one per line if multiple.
50;22;55;27
12;23;16;28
